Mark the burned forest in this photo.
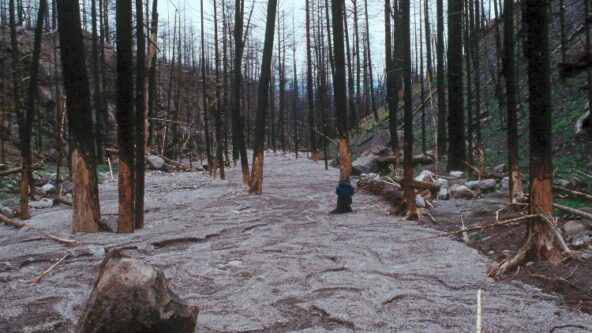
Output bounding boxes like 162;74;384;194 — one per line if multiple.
0;0;592;332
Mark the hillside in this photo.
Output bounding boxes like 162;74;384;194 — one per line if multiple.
350;0;592;180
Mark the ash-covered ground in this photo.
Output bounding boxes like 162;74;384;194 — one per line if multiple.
0;152;590;332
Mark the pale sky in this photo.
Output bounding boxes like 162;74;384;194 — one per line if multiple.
156;0;475;80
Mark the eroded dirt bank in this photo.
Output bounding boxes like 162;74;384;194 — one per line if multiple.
0;152;590;332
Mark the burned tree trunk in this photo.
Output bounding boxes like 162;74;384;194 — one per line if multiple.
231;0;250;184
503;0;523;202
402;0;418;219
305;0;318;161
447;0;466;171
115;0;135;233
331;0;353;183
249;0;277;194
134;0;146;229
495;0;570;275
56;0;101;232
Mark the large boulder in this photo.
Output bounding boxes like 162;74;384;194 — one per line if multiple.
146;155;166;170
76;250;198;333
449;184;476;199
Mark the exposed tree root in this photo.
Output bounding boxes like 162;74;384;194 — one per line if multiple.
489;212;572;278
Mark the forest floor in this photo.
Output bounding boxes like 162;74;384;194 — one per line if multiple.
1;152;591;332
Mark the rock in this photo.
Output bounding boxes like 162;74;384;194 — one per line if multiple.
575;110;591;138
572;235;591;247
29;198;54;209
525;261;534;267
99;216;118;233
146;155;166;170
437;178;449;188
494;164;508;175
415;170;435;182
415;195;426;208
501;177;510;191
46;148;60;162
466;179;496;192
449;171;465;179
76;250;199;333
563;220;588;237
40;183;55;194
555;179;570;188
61;180;74;194
465;180;480;190
479;179;497;192
449;185;476;199
1;206;14;218
437;187;449;200
352;154;375;176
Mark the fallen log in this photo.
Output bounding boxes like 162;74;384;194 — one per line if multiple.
1;213;76;245
553;186;592;202
44;233;76;245
106;147;193;171
0;161;44;177
554;203;592;221
158;154;192;171
34;249;74;283
408;214;539;241
398;178;441;192
54;196;72;206
0;213;26;229
461;160;502;180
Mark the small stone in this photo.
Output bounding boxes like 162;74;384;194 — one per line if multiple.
29;198;54;209
465;180;480;190
40;183;55;194
415;195;426;208
61;180;74;194
525;261;534;267
46;148;59;162
1;206;14;218
479;179;497;192
99;216;118;233
415;170;435;182
449;171;465;179
502;249;511;256
437;178;449;188
501;177;510;191
494;164;508;174
146;155;166;170
488;250;495;256
449;185;476;199
437;187;449;200
555;179;570;188
563;220;587;237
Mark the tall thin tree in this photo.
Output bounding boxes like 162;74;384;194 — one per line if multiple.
56;0;101;232
331;0;353;183
447;0;466;170
249;0;277;194
503;0;523;202
115;0;135;233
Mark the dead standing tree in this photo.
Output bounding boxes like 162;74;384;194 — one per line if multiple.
331;0;353;183
494;0;571;275
116;0;135;233
249;0;278;195
231;0;250;184
56;0;101;232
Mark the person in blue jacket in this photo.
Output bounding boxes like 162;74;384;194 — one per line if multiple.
331;181;354;214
